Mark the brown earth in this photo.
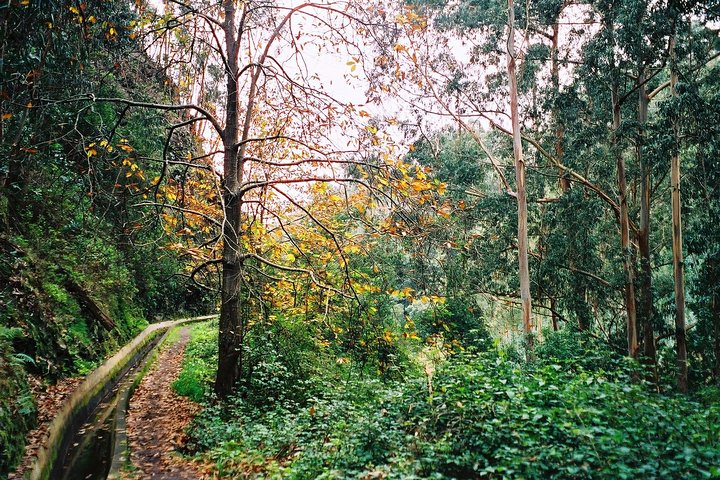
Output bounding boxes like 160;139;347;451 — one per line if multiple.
124;328;213;479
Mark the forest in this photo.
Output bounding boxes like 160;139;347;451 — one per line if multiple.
1;0;719;478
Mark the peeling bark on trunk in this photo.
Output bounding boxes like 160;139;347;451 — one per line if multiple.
636;76;657;377
670;35;688;392
612;82;638;358
507;0;533;355
549;21;566;328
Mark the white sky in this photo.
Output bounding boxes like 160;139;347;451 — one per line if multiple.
146;0;405;161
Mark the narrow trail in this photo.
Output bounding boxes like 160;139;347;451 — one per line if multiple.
124;328;209;479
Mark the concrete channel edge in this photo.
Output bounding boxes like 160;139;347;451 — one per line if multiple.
27;314;217;480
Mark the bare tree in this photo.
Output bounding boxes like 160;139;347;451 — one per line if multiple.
70;0;387;397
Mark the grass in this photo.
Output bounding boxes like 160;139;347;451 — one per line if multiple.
172;319;218;402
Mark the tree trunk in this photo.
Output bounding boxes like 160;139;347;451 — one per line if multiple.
550;297;558;331
670;34;688;392
636;76;658;375
551;23;570;193
63;277;116;331
507;0;533;355
612;82;638;358
215;192;245;397
215;0;245;398
549;21;567;331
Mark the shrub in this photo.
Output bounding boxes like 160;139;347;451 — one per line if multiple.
189;352;720;479
411;296;490;352
534;328;634;378
0;327;36;477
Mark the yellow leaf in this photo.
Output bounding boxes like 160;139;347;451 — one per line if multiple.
1;113;12;120
286;253;296;263
411;180;426;191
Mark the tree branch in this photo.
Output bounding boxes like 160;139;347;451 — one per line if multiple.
41;95;224;137
134;202;222;228
240;252;352;299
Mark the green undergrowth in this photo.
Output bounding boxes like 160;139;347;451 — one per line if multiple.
0;326;36;474
172;319;218;402
180;333;720;479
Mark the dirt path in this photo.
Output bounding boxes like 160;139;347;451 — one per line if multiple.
125;328;209;479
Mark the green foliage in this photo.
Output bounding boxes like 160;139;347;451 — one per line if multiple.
172;320;218;402
0;0;215;474
240;312;341;406
0;326;36;477
411;296;490;351
534;328;632;376
189;353;720;479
